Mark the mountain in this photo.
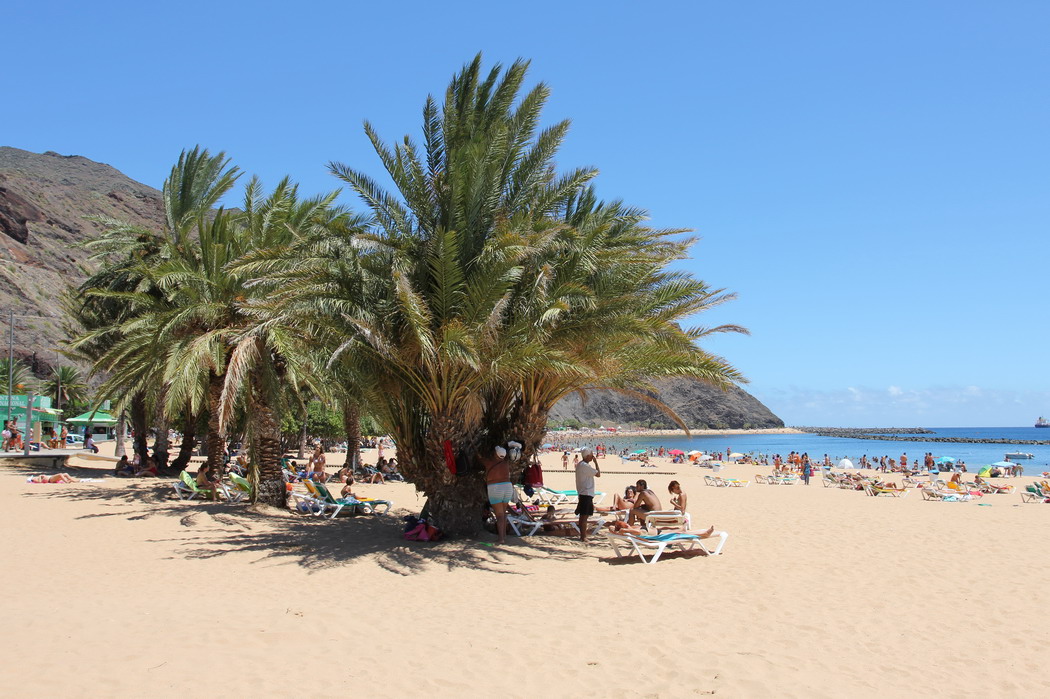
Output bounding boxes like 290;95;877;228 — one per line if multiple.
548;378;783;429
0;146;784;429
0;146;165;375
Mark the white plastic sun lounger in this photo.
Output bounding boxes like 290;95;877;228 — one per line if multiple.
605;530;729;564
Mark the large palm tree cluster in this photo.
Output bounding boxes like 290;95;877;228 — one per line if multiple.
71;56;745;533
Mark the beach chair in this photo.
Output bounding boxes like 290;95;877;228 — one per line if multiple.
173;470;229;501
312;482;392;518
227;473;252;502
704;475;720;487
535;486;605;506
644;511;692;533
721;477;750;488
604;530;729;564
1021;483;1050;503
504;510;544;537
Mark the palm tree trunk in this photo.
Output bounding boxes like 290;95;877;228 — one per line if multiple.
171;412;197;472
297;403;308;459
205;373;226;474
402;414;487;536
130;392;149;466
250;374;286;507
114;410;127;458
342;400;361;470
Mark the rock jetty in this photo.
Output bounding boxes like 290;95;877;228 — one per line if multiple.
795;427;1050;446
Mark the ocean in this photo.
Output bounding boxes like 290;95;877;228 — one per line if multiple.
549;427;1050;475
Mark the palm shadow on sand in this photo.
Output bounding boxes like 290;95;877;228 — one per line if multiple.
22;478;589;575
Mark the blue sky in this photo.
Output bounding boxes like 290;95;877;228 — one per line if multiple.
5;1;1048;426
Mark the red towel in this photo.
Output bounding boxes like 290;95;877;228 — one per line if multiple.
443;440;456;475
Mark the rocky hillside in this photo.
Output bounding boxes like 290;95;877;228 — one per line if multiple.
548;378;783;430
0;147;165;374
0;146;784;429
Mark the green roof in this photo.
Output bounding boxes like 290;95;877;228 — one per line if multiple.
65;410;119;426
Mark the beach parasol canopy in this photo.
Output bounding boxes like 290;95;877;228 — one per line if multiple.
935;456;956;464
668;449;684;455
687;450;703;456
978;466;993;477
728;452;744;459
695;454;713;461
990;461;1013;468
541;443;553;448
838;458;854;469
631;449;647;455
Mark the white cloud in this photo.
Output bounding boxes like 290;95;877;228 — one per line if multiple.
887;385;903;397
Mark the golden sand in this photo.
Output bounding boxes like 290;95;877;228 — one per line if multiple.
1;444;1048;697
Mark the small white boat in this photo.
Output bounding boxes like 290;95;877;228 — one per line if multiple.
1005;451;1034;460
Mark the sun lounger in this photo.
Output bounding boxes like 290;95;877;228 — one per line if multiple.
505;511;544;537
643;512;692;533
719;477;750;488
755;474;768;484
534;486;605;506
604;530;729;564
1021;483;1050;503
173;470;230;501
704;475;721;487
227;473;252;502
313;482;392;518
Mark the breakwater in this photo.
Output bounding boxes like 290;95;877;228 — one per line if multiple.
795;427;935;437
796;427;1050;446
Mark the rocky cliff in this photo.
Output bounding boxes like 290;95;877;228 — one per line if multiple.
548;378;783;430
0;147;165;373
0;146;784;429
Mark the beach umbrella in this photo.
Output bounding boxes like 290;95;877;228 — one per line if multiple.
935;456;956;464
977;466;992;477
541;443;553;449
687;450;702;456
631;449;647;455
991;461;1013;468
838;458;854;469
728;452;744;459
668;449;685;455
695;454;713;461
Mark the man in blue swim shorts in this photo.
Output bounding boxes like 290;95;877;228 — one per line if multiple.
481;445;513;544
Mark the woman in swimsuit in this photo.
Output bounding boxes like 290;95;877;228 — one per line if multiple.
27;473;78;483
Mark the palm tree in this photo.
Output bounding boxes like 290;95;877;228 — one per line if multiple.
40;365;90;411
70;147;241;474
0;358;34;395
281;55;745;534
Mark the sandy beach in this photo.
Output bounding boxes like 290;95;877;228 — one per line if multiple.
2;445;1049;698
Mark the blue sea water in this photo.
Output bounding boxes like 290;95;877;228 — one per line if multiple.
551;427;1050;476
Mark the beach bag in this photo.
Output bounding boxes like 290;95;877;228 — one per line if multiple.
524;462;544;487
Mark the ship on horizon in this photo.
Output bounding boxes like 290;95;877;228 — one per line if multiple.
1036;416;1049;428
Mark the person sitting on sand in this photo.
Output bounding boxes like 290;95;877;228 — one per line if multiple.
629;479;662;524
668;480;688;514
114;455;135;477
134;456;157;477
27;473;78;483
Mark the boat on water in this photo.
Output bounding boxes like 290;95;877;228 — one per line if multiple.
1037;417;1049;428
1005;451;1034;460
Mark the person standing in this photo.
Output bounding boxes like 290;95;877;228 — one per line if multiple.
481;445;513;544
802;457;812;485
574;447;600;542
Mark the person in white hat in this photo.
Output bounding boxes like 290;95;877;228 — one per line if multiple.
574;447;601;541
481;445;513;544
